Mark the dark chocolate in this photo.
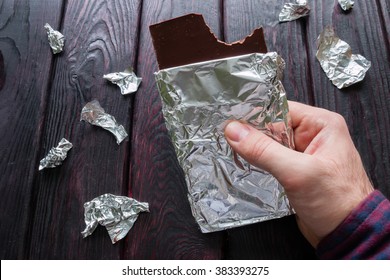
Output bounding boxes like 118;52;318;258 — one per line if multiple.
149;14;267;69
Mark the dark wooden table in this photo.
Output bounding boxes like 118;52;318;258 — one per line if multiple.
1;0;389;259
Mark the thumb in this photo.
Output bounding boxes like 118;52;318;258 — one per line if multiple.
224;121;309;183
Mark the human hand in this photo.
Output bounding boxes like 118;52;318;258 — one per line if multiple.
224;101;374;247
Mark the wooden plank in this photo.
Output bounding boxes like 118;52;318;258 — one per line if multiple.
0;0;64;259
26;0;142;259
378;0;390;42
3;0;387;260
306;0;390;197
223;0;317;259
125;0;225;259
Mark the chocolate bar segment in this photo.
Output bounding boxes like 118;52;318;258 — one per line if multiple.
150;14;267;69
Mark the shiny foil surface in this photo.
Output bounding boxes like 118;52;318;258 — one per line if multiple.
279;0;310;22
103;67;142;95
39;138;72;171
80;100;128;144
316;26;371;89
81;194;149;244
338;0;354;11
155;52;294;233
44;23;65;54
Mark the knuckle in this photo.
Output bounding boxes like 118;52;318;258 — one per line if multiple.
248;137;273;162
331;112;347;129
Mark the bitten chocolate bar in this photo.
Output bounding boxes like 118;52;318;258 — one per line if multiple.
149;13;267;69
150;14;294;232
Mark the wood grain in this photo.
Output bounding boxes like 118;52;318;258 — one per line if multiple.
124;0;225;259
0;0;64;259
26;0;142;259
378;0;390;43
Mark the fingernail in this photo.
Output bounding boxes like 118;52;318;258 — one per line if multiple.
225;121;250;142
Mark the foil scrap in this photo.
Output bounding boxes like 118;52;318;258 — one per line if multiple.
279;0;310;22
103;67;142;95
81;194;149;244
80;100;128;144
316;27;371;89
44;23;65;54
155;52;294;233
338;0;354;11
39;138;72;171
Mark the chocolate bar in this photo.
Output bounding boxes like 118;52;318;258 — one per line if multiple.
150;14;267;69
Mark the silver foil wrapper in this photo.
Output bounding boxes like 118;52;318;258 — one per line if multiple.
155;52;294;233
316;27;371;89
103;67;142;95
338;0;354;11
39;138;72;171
80;100;128;144
279;0;310;22
44;23;65;54
81;194;149;244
